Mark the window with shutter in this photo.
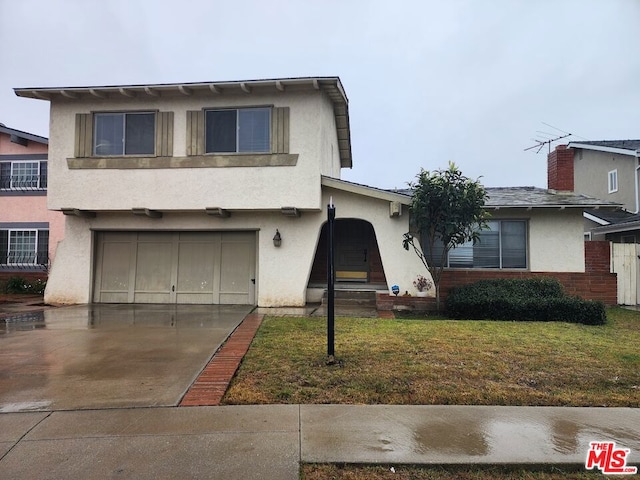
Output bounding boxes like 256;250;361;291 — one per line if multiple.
187;106;290;156
74;111;173;158
0;161;48;191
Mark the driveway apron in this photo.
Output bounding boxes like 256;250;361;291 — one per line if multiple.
0;304;252;412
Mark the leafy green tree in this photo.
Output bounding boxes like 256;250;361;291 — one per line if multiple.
403;162;489;310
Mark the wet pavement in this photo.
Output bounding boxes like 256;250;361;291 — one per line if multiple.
0;304;252;411
0;405;638;479
0;303;639;478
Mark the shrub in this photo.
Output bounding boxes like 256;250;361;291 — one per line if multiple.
4;276;47;295
446;277;606;325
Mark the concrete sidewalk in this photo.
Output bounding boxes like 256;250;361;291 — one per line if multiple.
1;405;638;479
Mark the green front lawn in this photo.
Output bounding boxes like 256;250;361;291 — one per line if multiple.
223;308;640;406
301;464;612;479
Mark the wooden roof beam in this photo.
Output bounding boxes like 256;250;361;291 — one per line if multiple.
119;88;136;98
88;89;106;99
60;90;78;99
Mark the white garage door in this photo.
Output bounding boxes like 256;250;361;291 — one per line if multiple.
93;231;256;304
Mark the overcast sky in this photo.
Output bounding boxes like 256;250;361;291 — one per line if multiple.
2;0;640;189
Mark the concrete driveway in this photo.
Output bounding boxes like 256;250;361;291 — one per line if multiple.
0;304;252;412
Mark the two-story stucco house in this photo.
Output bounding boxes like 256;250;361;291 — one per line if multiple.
14;78;620;308
0;124;64;279
15;78;423;306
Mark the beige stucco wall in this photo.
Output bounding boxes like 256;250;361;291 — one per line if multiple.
44;186;423;306
46;210;319;306
490;208;585;272
574;149;637;211
47;89;342;212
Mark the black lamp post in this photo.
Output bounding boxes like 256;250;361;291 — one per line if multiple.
327;199;335;360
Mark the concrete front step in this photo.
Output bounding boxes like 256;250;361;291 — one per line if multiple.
321;290;377;308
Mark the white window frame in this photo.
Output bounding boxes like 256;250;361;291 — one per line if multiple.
432;220;528;269
608;169;618;193
0;160;47;191
6;229;39;266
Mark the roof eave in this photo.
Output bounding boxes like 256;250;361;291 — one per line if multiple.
592;220;640;234
0;125;48;144
568;142;640;157
322;176;412;204
14;76;352;169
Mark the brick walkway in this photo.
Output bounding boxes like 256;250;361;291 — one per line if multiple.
179;313;264;407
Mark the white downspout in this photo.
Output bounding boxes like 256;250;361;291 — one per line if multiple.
635;153;640;214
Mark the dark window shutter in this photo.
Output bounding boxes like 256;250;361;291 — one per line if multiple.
186;110;205;156
155;111;174;157
0;162;10;189
37;230;49;267
40;162;48;189
0;230;8;265
75;113;93;157
271;107;290;154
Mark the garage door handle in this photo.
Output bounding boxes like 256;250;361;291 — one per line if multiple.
172;285;175;292
251;279;256;284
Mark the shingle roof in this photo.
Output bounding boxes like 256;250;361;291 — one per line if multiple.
392;186;620;209
585;208;640;225
572;140;640;151
484;187;618;208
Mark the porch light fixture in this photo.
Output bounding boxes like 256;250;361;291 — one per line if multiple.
273;229;282;247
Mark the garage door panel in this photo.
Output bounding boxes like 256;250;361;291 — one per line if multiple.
100;242;132;293
135;242;173;293
175;293;215;304
95;231;255;305
177;242;216;294
134;292;172;303
220;244;250;294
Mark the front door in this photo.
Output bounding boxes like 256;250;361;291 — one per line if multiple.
335;220;369;282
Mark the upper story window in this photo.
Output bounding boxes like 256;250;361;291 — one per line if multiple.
94;112;155;156
75;111;173;159
0;160;47;190
428;220;528;269
205;108;271;154
186;106;290;159
608;169;618;193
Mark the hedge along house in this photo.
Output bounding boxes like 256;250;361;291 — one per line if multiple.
15;77;425;306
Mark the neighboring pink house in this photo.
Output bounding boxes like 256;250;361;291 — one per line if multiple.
0;123;64;277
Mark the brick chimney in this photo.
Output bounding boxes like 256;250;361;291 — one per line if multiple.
547;144;574;191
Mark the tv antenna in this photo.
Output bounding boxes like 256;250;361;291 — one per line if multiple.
524;122;573;154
